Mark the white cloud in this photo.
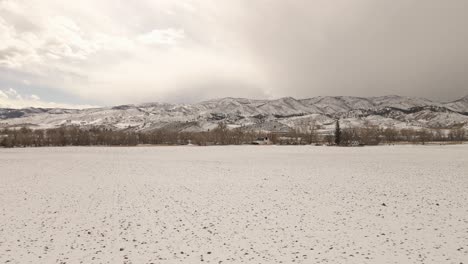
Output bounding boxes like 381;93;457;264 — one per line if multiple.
0;90;8;99
5;87;21;99
137;28;185;45
29;94;40;101
0;0;268;105
0;88;96;109
0;13;100;70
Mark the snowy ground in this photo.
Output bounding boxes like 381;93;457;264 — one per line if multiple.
0;145;467;264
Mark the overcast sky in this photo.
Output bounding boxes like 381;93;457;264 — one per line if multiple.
1;0;467;108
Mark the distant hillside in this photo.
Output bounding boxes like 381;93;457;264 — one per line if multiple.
1;95;467;133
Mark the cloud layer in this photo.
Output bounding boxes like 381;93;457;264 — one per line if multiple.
0;88;95;108
0;0;467;107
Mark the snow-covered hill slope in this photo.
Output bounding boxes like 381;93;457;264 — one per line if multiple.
444;95;468;113
1;95;467;132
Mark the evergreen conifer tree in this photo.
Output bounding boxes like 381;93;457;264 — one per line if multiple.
334;120;341;145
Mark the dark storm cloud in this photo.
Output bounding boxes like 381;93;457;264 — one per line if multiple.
230;0;468;101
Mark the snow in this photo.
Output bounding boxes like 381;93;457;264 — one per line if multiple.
0;145;467;264
444;95;468;113
2;95;467;132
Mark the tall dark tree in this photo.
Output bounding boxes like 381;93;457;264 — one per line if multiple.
334;120;342;146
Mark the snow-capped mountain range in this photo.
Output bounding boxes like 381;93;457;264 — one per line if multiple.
1;95;467;133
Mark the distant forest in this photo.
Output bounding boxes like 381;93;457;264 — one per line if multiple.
0;123;466;148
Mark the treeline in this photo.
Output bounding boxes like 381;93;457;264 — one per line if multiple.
0;124;260;148
334;126;467;146
0;127;139;147
0;123;466;148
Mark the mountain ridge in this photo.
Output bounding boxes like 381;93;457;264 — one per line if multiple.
1;95;467;133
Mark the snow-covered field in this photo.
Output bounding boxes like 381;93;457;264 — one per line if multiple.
0;145;467;264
